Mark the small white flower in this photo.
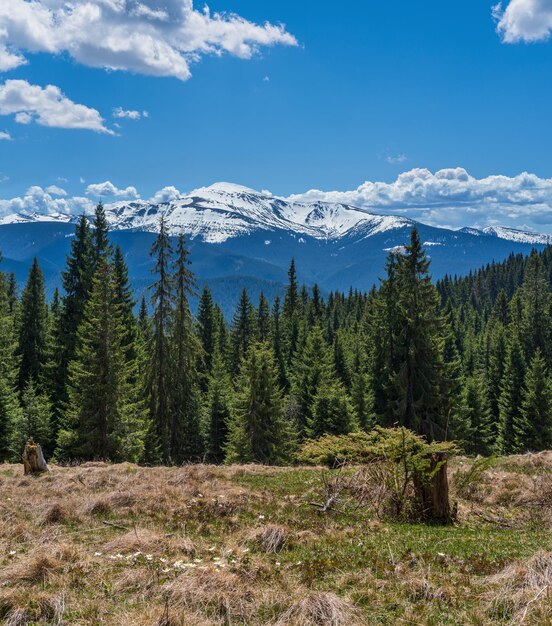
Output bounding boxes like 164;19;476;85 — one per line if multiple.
146;554;153;561
258;515;265;520
194;558;203;563
94;551;102;557
8;550;16;557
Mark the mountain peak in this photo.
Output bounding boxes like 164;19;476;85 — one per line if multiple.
192;182;261;196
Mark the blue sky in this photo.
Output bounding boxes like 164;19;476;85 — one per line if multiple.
1;0;552;231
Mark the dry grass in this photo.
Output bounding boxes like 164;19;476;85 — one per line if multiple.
0;456;551;624
274;591;361;626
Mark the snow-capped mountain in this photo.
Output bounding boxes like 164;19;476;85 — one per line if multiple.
0;182;550;315
2;182;551;248
0;182;415;243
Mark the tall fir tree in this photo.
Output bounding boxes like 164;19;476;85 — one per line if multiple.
57;259;146;461
517;350;552;452
17;257;50;391
226;343;295;464
230;288;256;376
10;377;52;460
146;216;174;463
205;349;232;463
388;228;448;441
197;286;216;383
256;292;271;343
498;335;526;454
0;268;21;461
170;234;203;463
57;215;95;416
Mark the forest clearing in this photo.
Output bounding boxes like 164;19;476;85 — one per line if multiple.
1;454;552;625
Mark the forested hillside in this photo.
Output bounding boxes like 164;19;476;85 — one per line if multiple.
0;202;551;465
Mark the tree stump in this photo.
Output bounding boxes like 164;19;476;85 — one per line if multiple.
414;452;453;524
22;439;49;476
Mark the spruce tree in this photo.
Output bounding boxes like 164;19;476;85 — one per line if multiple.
350;342;375;431
146;216;174;463
205;349;232;463
17;257;50;391
230;288;256;376
226;343;295;464
170;233;203;463
10;378;52;460
309;380;354;438
498;336;526;454
113;245;137;358
57;259;146;462
57;215;95;415
292;325;333;439
197;286;216;379
458;375;493;456
520;251;551;362
0;270;21;461
517;350;552;452
257;292;271;343
93;202;111;263
388;228;448;440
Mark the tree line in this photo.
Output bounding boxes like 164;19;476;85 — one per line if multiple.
0;203;550;465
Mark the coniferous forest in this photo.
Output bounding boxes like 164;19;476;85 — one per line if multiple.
1;201;551;466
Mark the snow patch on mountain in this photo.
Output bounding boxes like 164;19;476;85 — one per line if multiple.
0;182;551;246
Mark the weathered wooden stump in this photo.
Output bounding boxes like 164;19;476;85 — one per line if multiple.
414;451;453;524
22;439;49;476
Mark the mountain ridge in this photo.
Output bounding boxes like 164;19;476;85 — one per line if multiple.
2;182;551;246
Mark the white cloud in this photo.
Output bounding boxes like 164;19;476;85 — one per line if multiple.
287;167;552;230
45;184;67;196
0;130;11;140
86;180;140;199
0;80;113;133
386;154;407;164
493;0;552;43
0;0;297;80
0;186;94;216
113;107;148;120
149;185;182;203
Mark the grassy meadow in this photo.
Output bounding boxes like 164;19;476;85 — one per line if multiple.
1;454;552;625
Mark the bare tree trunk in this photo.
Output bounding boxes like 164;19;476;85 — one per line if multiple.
414;452;453;524
22;439;49;475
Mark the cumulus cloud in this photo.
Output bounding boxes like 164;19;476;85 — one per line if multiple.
86;180;140;198
0;0;297;80
493;0;552;43
45;184;67;196
149;185;182;203
287;168;552;230
0;130;11;140
0;80;112;133
113;107;148;120
0;186;94;216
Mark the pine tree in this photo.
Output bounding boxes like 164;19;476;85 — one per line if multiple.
93;202;111;263
56;215;95;415
170;234;203;463
112;245;137;358
205;349;232;463
197;286;216;380
257;292;271;343
517;350;552;452
332;332;351;390
388;228;448;440
498;336;526;454
350;342;375;431
272;296;288;389
458;375;493;456
230;288;256;376
17;257;50;391
292;325;333;439
520;251;551;361
0;269;21;461
10;378;51;460
308;380;354;438
146;216;174;463
57;259;146;461
226;343;295;464
7;272;17;315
